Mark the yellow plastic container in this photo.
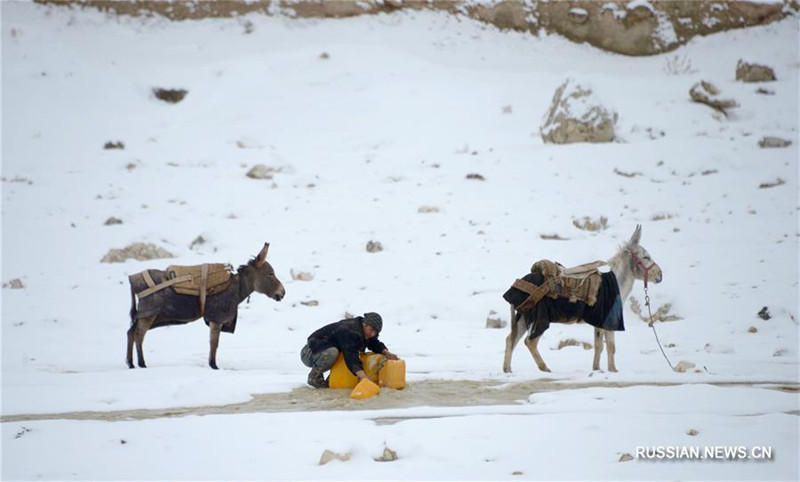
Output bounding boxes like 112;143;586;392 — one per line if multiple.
350;378;381;400
328;353;385;389
378;359;406;389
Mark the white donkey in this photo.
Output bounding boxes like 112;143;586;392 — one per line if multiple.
503;225;663;373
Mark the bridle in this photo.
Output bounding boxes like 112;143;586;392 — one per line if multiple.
628;249;656;289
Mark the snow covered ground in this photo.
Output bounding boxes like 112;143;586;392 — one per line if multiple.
1;2;798;480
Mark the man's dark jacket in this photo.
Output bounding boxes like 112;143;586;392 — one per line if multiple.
307;317;387;374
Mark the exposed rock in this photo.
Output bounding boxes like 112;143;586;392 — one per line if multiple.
736;60;776;82
290;269;314;281
466;173;485;181
687;429;699;436
4;278;24;289
748;326;758;333
558;339;592;350
152;87;187;104
374;446;398;462
757;136;792;148
318;449;351;465
540;233;569;241
758;178;785;189
101;243;175;263
366;240;383;253
189;235;207;250
757;306;771;320
246;164;277;180
418;205;440;214
36;1;792;57
300;300;319;307
486;310;507;329
673;360;696;373
689;81;738;116
104;216;123;225
103;141;125;149
573;216;608;232
541;79;616;144
619;453;634;462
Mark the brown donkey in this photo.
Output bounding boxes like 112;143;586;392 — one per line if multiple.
503;225;663;373
126;243;285;369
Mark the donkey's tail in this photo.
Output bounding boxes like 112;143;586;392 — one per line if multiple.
128;275;139;330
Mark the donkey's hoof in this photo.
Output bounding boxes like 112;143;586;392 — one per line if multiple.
138;362;147;368
503;366;512;374
609;368;618;373
209;362;219;370
539;367;552;373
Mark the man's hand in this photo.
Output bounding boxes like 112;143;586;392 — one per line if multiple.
382;350;399;360
355;370;367;380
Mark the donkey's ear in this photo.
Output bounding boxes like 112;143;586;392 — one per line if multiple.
255;243;270;267
629;225;642;245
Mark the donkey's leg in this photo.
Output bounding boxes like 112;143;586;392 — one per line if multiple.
592;327;604;371
134;317;155;368
524;335;551;373
604;330;618;372
126;323;137;369
503;306;526;373
208;321;223;370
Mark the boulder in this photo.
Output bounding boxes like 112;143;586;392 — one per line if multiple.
757;137;792;148
541;79;616;144
736;60;776;82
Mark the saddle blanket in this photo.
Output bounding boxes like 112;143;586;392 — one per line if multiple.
504;269;624;336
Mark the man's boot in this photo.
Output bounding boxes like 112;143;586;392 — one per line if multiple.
307;368;328;388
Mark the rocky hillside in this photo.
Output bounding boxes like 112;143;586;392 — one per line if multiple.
35;0;795;56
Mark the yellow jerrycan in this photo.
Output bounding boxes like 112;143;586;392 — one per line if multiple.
350;377;381;400
328;352;385;389
378;358;406;389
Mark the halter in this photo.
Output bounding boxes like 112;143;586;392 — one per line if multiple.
628;249;656;289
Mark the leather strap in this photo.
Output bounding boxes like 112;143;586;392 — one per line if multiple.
137;273;192;299
199;264;209;317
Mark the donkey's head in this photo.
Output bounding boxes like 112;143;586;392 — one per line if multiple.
624;225;663;286
247;243;286;301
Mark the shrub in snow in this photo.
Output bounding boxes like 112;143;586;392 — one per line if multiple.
688;81;738;116
735;60;776;82
540;79;616;144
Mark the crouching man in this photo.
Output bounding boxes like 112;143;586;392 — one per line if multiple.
300;312;398;388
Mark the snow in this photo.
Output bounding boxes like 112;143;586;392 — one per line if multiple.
1;2;798;480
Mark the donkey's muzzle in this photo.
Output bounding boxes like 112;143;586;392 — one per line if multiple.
272;288;285;302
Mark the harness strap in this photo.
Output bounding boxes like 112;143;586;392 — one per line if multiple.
199;263;209;317
142;270;156;288
512;278;551;312
137;273;192;299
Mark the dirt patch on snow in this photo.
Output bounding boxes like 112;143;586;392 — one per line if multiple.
3;379;796;423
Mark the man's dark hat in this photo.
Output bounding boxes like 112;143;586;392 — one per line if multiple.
363;312;383;333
